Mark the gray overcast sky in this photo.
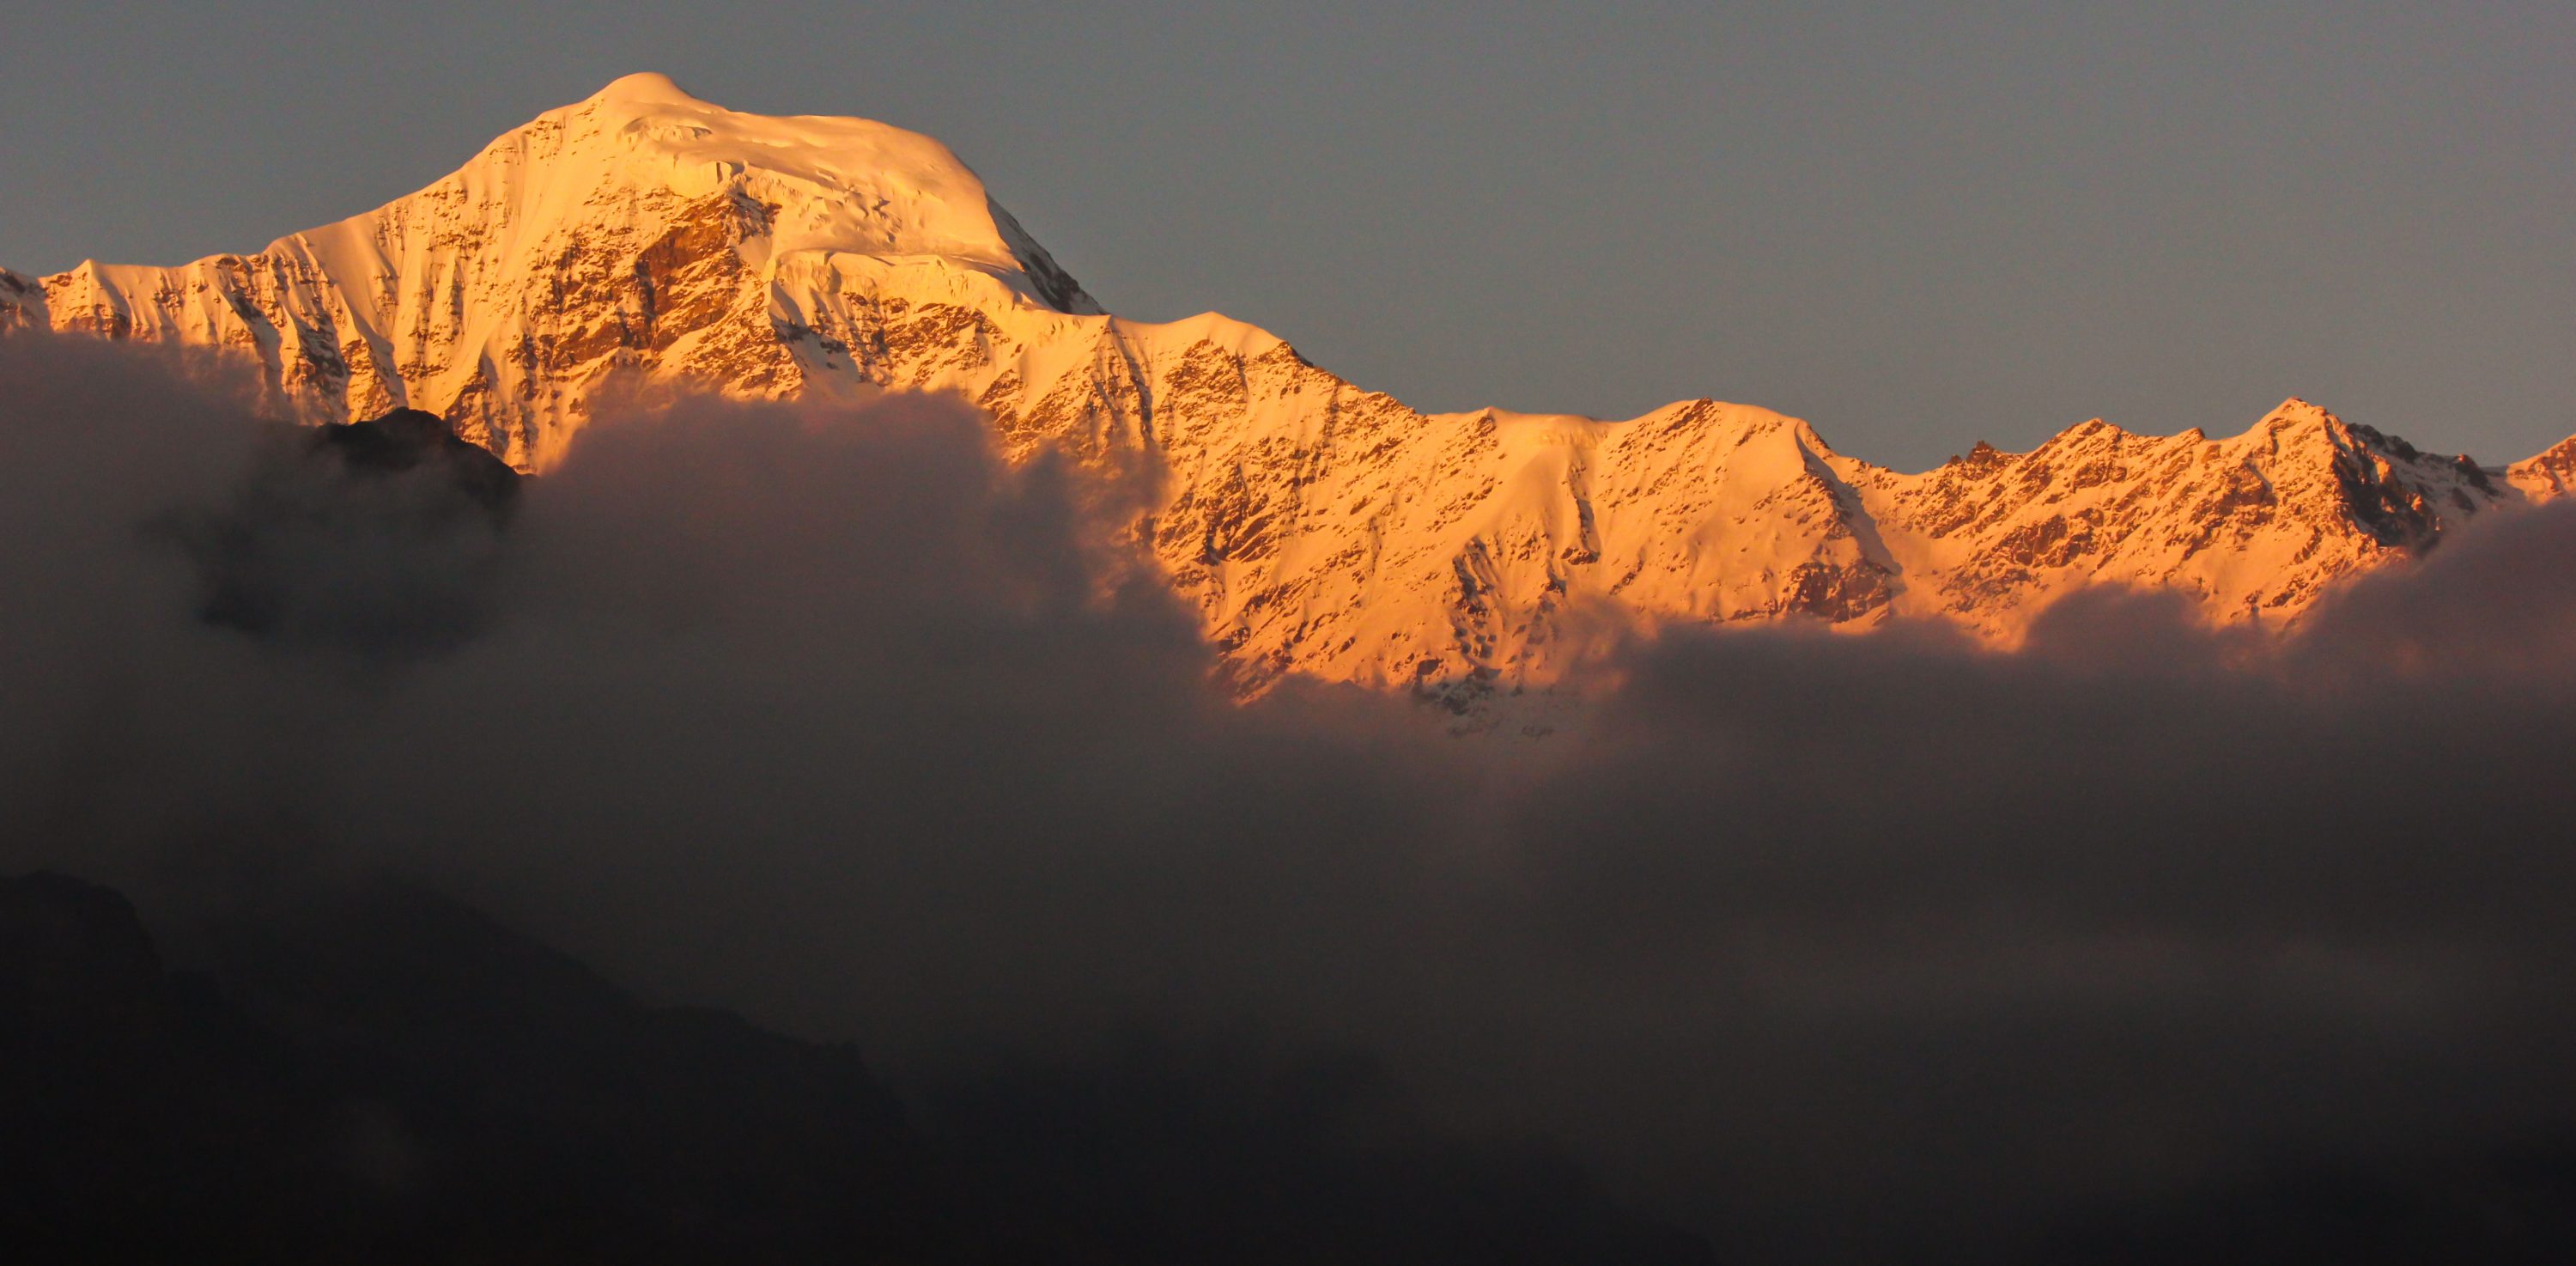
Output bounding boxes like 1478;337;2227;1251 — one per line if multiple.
3;1;2569;468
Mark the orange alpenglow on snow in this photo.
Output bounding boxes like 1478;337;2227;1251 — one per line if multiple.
5;75;2569;703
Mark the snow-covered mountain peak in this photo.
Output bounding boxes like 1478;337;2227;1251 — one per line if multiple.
12;76;2576;705
496;73;1097;309
588;70;701;106
2508;434;2576;499
21;76;1103;467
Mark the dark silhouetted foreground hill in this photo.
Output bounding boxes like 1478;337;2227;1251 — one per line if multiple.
0;871;965;1264
0;872;1717;1265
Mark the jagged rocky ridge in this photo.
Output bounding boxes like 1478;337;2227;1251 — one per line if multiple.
6;73;2570;697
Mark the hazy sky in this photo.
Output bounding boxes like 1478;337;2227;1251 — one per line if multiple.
4;1;2570;468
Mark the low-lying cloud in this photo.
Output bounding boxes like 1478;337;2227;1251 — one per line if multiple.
7;333;2576;1263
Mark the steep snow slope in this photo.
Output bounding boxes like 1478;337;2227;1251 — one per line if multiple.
1840;400;2513;638
2506;435;2576;501
7;75;2567;697
10;72;1097;469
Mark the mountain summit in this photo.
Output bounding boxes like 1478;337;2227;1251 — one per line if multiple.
9;72;1096;468
5;77;2569;698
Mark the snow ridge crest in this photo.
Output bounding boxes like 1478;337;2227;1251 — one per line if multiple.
9;76;2571;701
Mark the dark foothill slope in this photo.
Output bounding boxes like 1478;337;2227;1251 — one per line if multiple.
0;873;1720;1265
0;871;971;1265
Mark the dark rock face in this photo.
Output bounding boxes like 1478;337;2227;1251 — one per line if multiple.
313;408;523;514
1778;558;1896;624
2331;424;2453;551
177;409;521;660
0;873;1719;1265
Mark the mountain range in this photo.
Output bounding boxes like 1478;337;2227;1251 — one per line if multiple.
7;72;2567;698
